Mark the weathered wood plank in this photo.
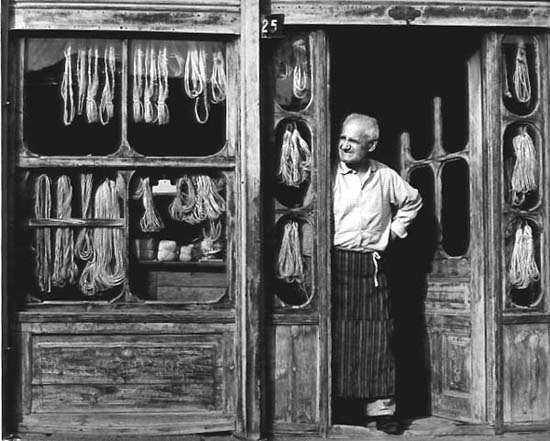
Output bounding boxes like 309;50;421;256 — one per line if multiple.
290;326;318;425
10;2;240;34
269;1;550;27
503;324;550;423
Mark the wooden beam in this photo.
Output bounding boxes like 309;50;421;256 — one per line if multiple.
237;0;264;439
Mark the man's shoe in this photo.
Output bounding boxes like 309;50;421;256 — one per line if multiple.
375;416;404;435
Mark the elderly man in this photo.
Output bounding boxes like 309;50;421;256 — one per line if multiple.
332;113;422;434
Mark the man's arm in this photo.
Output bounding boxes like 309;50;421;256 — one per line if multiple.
388;170;423;239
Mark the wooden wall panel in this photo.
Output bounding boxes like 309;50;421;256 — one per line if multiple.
503;324;550;423
268;325;318;429
9;0;240;33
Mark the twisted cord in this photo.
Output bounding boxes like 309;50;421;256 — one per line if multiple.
76;47;87;116
61;45;75;126
34;174;52;293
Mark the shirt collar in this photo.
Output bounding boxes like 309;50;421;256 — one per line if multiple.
337;160;378;175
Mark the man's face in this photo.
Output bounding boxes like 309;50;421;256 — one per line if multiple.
338;119;378;169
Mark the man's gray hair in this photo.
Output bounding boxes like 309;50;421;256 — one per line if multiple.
343;113;379;139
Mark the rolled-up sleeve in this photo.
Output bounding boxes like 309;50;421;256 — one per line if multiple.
388;170;423;239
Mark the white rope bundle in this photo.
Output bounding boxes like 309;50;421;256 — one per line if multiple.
79;179;125;295
201;219;223;258
157;45;170;125
75;173;94;261
278;123;312;187
292;39;308;99
61;45;75;126
86;46;100;123
34;174;52;293
210;50;226;104
132;45;145;123
513;46;531;103
76;47;87;116
184;46;210;124
509;223;540;289
99;45;116;125
132;177;164;233
52;176;78;288
276;220;305;283
511;127;537;206
169;175;226;224
143;46;158;124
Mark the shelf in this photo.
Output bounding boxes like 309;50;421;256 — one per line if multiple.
17;154;235;169
137;260;226;271
27;218;125;228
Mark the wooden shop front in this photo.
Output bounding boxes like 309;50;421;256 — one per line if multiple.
2;0;550;439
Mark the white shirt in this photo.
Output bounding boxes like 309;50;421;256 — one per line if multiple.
333;160;423;252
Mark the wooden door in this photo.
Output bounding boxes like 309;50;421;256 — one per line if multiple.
399;43;486;423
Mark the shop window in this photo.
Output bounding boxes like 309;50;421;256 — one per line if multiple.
441;159;470;257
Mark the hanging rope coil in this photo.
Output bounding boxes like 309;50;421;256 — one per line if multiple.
79;179;125;295
34;174;52;293
99;45;116;125
511;127;537;206
513;45;531;104
278;123;312;187
183;46;205;99
169;176;195;221
61;45;75;126
210;50;227;104
509;222;540;289
52;175;78;288
144;46;158;124
132;45;145;123
86;46;100;123
132;177;164;233
276;220;305;283
201;219;223;258
157;45;170;125
292;39;309;100
75;173;94;261
76;47;87;116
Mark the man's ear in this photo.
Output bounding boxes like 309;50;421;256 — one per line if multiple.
368;141;378;153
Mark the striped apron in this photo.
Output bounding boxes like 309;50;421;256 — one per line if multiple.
332;248;395;399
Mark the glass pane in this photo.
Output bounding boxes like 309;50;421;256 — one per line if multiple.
503;122;541;210
273;216;313;307
129;170;228;302
441;159;470;256
128;40;226;156
25;38;121;155
273;35;312;112
502;35;539;116
441;62;468;153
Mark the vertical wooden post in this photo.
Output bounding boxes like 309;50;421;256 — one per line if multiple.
237;0;264;439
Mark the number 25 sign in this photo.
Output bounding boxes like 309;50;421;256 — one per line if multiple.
261;14;285;38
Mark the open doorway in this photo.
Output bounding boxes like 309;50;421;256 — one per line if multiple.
329;26;484;428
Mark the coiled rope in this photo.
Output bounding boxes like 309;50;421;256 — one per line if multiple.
76;47;87;116
201;219;223;258
79;179;125;295
509;222;540;290
210;50;227;104
276;220;305;283
292;39;309;100
34;174;52;293
61;45;75;126
169;176;195;221
278;123;312;187
75;173;94;261
157;45;170;125
86;46;100;123
144;46;158;124
513;45;531;104
99;45;116;125
511;127;537;206
184;46;210;124
52;176;78;288
132;45;145;123
132;177;164;233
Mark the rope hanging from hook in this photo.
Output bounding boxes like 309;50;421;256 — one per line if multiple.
210;50;227;104
34;174;52;293
61;45;75;126
75;173;94;261
132;44;145;123
144;46;158;124
292;39;309;100
276;220;305;284
513;45;531;104
511;126;537;206
99;45;116;125
509;222;540;290
157;45;170;125
132;177;164;233
51;175;78;288
278;122;312;187
86;46;100;123
76;46;87;116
